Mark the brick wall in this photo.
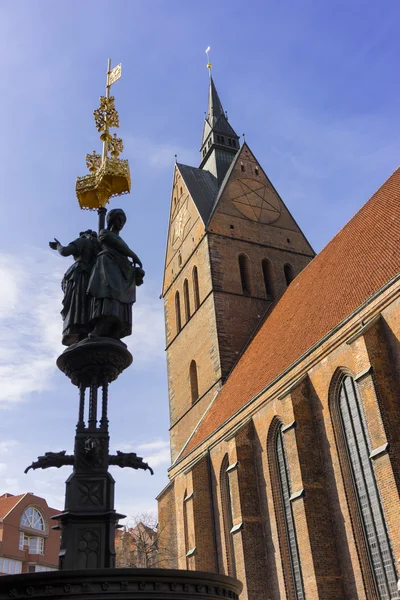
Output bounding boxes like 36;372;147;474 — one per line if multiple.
159;282;400;599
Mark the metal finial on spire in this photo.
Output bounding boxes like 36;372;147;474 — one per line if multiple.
205;46;212;77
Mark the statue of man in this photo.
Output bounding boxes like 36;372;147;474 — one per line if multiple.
87;208;144;339
49;230;99;346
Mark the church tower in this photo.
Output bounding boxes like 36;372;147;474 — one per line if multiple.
162;75;315;461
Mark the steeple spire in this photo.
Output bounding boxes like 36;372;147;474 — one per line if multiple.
200;75;240;185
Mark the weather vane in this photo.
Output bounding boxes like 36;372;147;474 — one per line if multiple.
75;59;131;231
206;46;212;76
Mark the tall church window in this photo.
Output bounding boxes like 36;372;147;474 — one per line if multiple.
238;254;251;295
183;490;190;569
271;421;305;600
284;263;295;286
262;259;275;299
183;279;191;322
220;455;236;577
192;266;200;310
175;291;182;334
190;360;199;404
336;375;398;598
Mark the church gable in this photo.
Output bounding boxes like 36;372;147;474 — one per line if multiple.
162;165;213;295
207;143;314;257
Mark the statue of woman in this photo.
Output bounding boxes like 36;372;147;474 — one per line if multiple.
49;230;99;346
87;208;144;340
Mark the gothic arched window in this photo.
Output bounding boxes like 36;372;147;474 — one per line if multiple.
269;420;305;600
192;266;200;310
336;375;398;598
175;291;182;334
262;258;275;299
183;279;190;322
189;360;199;404
284;263;295;286
238;254;251;295
220;455;236;577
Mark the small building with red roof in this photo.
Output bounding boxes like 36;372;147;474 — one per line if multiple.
0;492;60;575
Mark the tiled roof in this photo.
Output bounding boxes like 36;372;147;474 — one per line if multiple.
181;167;400;459
0;494;26;520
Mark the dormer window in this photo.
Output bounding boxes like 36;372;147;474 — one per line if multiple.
221;136;225;144
228;138;232;146
232;139;236;148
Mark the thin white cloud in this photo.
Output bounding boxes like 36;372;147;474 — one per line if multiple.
0;463;8;473
0;249;165;407
0;440;19;455
127;287;165;366
0;250;62;407
115;439;170;468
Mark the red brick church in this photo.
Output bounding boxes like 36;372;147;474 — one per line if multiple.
157;74;400;600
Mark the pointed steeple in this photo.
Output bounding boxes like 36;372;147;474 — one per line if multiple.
200;76;240;185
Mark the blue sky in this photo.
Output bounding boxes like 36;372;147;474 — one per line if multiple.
0;1;399;518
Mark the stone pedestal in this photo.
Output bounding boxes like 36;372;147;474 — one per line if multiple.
54;338;132;570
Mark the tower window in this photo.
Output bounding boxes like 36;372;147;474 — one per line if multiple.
216;135;220;143
335;375;398;598
284;263;295;286
192;266;200;310
183;279;190;322
240;163;245;172
232;139;236;148
238;254;251;295
180;187;183;196
262;259;275;299
220;455;236;577
228;138;232;146
189;360;199;404
221;136;225;144
255;167;259;176
208;139;211;148
175;291;182;334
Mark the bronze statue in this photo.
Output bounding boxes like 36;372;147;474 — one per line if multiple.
50;230;99;345
87;208;144;339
